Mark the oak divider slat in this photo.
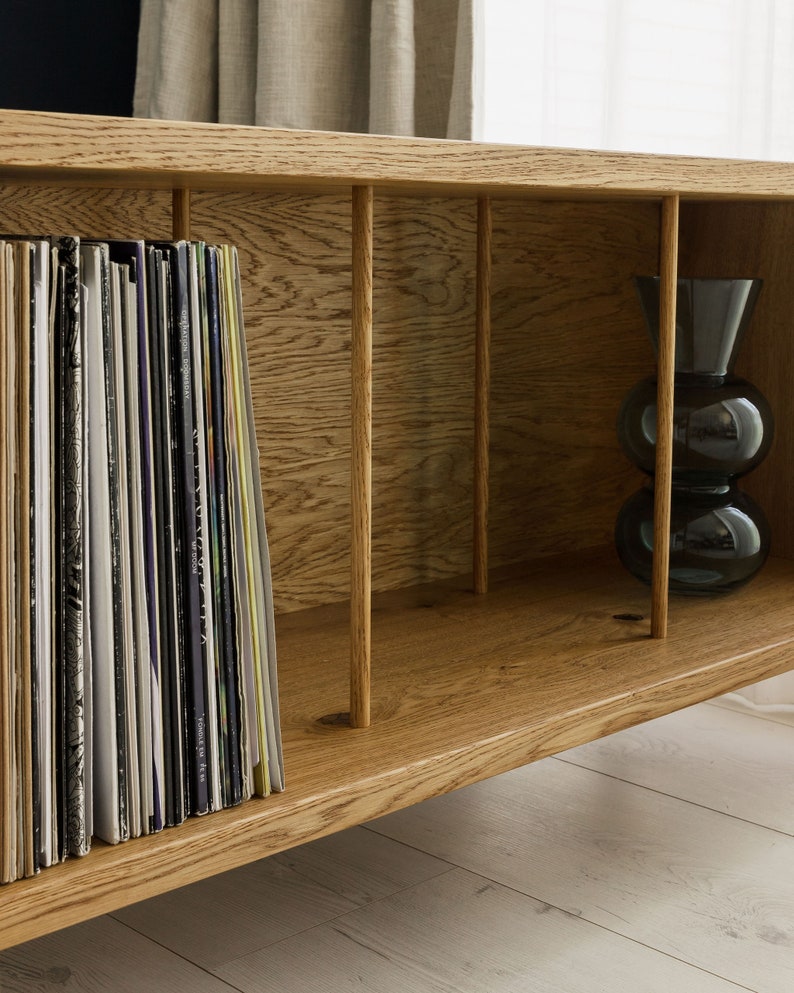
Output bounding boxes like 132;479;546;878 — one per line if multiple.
473;196;492;595
350;185;374;729
651;195;680;638
172;188;191;241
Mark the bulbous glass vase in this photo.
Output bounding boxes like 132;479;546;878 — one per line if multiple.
615;277;773;595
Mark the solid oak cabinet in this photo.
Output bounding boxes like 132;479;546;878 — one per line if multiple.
1;109;793;950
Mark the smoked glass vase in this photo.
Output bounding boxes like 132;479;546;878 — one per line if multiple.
615;277;773;595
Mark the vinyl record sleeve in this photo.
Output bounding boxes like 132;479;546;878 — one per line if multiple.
81;243;121;846
53;235;89;858
223;246;284;793
146;246;185;828
217;247;255;799
160;240;208;817
189;241;220;812
204;245;242;806
109;260;140;840
0;242;16;882
109;240;162;834
30;240;53;869
229;247;284;792
13;241;35;877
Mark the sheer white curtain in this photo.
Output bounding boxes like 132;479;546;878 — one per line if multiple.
134;0;473;138
479;0;794;161
479;0;794;716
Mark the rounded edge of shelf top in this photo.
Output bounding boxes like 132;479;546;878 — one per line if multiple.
2;108;794;200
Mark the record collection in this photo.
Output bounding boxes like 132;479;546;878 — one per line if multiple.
0;236;283;883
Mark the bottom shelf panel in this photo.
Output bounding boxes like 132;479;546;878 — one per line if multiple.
3;547;794;949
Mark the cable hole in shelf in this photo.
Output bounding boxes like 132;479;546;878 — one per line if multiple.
613;612;645;622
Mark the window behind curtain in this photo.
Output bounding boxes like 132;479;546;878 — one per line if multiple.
479;0;794;161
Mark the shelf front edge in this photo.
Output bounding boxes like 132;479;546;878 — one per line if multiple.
4;110;794;200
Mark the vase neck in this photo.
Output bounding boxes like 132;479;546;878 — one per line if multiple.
635;277;762;377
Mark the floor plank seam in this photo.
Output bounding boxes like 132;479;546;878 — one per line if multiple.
234;860;461;959
106;915;247;992
549;755;794;839
706;697;794;730
447;868;764;993
121;863;463;977
347;860;764;993
272;849;454;905
361;822;464;868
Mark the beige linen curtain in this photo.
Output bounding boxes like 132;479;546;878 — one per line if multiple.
133;0;473;138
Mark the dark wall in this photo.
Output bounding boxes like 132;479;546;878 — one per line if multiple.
0;0;140;116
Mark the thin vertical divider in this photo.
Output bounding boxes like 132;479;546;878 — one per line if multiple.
350;185;374;728
651;195;680;638
473;196;492;594
172;188;191;241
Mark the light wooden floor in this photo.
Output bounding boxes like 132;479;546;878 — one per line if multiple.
1;699;792;992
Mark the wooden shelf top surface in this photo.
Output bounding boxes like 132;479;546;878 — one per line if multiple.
3;109;794;200
3;547;793;950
